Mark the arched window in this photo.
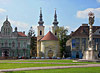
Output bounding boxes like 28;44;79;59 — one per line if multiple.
24;42;26;47
2;43;3;46
8;28;10;34
48;50;53;58
40;30;42;35
98;51;100;58
4;28;5;34
5;41;8;47
6;28;7;35
76;52;79;58
18;42;20;48
55;32;57;35
12;41;15;48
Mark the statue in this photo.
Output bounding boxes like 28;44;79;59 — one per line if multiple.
89;16;95;25
88;12;95;25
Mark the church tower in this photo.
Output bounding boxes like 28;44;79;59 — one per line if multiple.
37;8;45;40
37;8;45;57
52;9;59;36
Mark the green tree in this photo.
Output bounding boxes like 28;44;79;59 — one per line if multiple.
56;27;70;57
28;27;37;57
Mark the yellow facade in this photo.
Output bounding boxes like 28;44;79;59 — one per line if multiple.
37;39;60;58
41;40;60;57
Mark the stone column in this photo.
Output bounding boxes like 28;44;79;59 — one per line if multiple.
83;12;98;60
88;12;94;50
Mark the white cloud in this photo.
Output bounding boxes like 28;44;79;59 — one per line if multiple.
0;0;11;4
10;20;30;32
65;26;70;30
0;20;3;30
0;8;6;13
77;8;100;18
97;0;100;2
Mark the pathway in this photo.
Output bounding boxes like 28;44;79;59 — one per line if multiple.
0;64;100;72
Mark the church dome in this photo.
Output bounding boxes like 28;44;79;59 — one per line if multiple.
1;16;12;35
41;31;58;41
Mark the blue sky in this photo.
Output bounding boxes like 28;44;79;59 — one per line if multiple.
0;0;100;35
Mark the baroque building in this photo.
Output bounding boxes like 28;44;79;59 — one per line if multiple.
0;17;30;58
37;8;60;58
66;24;100;59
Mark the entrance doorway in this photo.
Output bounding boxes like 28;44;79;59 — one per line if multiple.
2;50;9;57
48;50;53;58
76;52;79;58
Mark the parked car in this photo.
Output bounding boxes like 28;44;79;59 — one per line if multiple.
57;57;61;59
66;57;72;59
18;56;22;59
36;57;40;59
41;57;45;59
62;57;66;59
52;56;57;59
46;57;49;59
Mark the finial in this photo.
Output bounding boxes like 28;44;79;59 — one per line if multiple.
6;15;8;21
40;7;42;14
55;8;56;14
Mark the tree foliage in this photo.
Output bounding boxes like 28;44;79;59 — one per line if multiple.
28;27;37;57
28;27;35;37
56;27;70;57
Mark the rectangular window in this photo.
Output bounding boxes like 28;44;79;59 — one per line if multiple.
82;38;86;50
75;38;80;50
72;39;75;48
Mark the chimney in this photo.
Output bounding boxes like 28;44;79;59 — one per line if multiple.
15;27;17;32
23;31;25;34
71;31;74;33
82;24;88;26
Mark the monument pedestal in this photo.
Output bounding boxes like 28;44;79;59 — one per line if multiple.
83;50;98;60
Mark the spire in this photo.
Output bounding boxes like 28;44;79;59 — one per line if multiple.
6;15;8;21
53;8;59;26
38;7;44;26
54;8;57;21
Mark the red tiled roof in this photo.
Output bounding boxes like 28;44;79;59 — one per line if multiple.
71;25;100;37
18;32;27;37
41;31;58;41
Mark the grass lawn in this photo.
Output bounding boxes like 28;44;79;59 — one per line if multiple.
0;59;73;63
0;63;79;69
5;67;100;73
0;59;100;64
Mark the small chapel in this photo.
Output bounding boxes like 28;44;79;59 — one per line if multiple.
37;8;60;58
